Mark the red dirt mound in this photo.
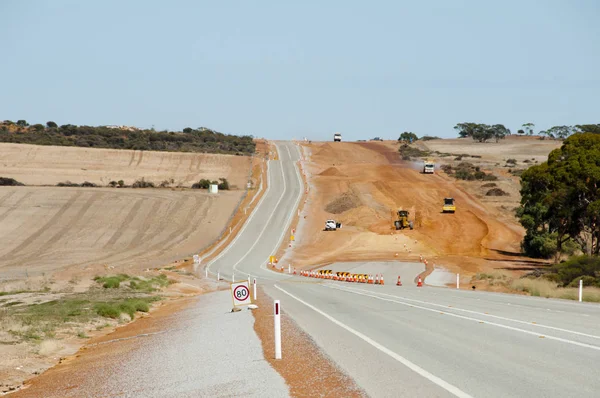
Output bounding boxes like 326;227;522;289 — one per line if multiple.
319;167;347;177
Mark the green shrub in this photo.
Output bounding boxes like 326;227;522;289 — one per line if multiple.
95;303;121;318
0;177;24;186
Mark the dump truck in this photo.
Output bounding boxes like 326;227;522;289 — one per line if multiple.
334;133;342;142
442;198;456;213
324;219;342;231
394;210;414;230
423;160;435;174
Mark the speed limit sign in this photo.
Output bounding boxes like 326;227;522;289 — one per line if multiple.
231;281;252;306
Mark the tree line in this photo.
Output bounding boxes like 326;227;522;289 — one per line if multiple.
0;120;255;155
454;122;583;143
517;124;600;259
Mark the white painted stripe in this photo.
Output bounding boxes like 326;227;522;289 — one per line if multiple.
342;286;600;341
274;284;474;398
325;284;600;352
205;159;273;274
230;159;288;278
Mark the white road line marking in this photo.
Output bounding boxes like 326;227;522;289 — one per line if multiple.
205;160;273;274
340;286;600;340
274;284;474;398
230;159;288;278
325;284;600;352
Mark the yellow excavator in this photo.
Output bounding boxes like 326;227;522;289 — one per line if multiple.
442;197;456;213
394;210;414;230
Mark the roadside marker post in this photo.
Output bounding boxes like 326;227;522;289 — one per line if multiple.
579;279;583;302
232;273;235;282
253;278;257;301
217;272;220;281
205;268;208;278
456;273;459;289
288;264;291;274
274;300;282;359
248;276;251;285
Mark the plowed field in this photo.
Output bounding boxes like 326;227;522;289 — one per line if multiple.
0;187;242;279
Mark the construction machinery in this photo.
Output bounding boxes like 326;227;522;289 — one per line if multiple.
394;210;414;230
423;160;435;174
442;197;456;213
334;132;342;142
324;219;342;231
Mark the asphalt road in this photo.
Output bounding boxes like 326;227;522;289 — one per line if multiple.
206;141;600;398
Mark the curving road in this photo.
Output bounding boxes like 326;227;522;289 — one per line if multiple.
209;141;600;398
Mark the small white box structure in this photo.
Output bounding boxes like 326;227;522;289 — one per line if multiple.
209;184;219;194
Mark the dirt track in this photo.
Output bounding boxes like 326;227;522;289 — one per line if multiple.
0;187;243;279
291;140;539;278
0;143;251;188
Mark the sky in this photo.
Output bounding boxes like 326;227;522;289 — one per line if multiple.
1;0;599;141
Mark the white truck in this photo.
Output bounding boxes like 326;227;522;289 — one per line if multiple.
423;161;435;174
324;219;342;231
334;133;342;142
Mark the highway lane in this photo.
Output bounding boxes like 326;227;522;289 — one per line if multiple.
263;272;600;397
204;141;600;397
206;141;303;282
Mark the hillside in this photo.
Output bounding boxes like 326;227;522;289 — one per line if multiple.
0;143;252;188
0;122;255;155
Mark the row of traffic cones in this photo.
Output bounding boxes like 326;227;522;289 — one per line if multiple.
299;270;423;287
299;271;387;285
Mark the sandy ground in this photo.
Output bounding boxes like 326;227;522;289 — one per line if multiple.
0;141;266;393
0;186;243;280
0;143;251;188
288;138;558;282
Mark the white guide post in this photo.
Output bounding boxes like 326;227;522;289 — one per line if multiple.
274;300;282;359
456;273;459;289
217;272;220;281
253;278;257;301
579;279;583;302
232;272;235;282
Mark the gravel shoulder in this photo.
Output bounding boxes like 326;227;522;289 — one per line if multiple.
13;290;289;397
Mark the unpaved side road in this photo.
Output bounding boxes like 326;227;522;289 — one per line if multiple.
13;290;289;398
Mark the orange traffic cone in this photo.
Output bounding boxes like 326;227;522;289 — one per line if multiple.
368;275;373;284
380;275;385;285
396;276;402;286
417;276;423;287
375;274;379;285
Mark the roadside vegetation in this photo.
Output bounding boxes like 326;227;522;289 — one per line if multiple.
440;162;497;181
517;125;600;259
0;177;24;186
0;120;255;155
0;273;174;344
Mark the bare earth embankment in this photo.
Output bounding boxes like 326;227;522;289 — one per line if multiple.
290;137;561;287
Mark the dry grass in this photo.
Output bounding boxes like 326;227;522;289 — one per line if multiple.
510;278;600;302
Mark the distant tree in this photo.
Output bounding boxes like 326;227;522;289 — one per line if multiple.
30;124;45;131
517;129;525;135
183;127;193;133
16;120;29;127
46;121;58;128
522;123;535;136
398;132;418;143
117;180;125;187
575;124;600;135
2;120;15;125
218;177;230;190
455;123;476;138
540;126;573;140
489;124;511;142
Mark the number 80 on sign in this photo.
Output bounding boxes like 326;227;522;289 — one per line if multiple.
231;281;252;306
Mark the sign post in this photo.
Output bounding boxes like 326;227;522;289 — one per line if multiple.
231;281;252;307
274;300;282;359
